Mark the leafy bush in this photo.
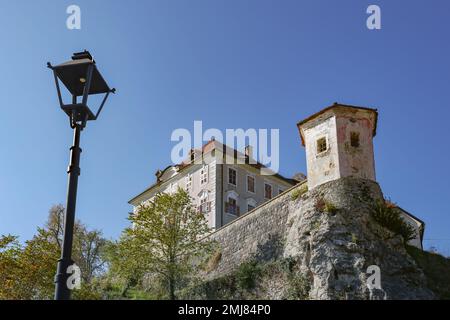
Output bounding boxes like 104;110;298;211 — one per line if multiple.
204;249;222;272
371;200;416;242
324;202;338;214
286;273;311;300
315;198;338;214
235;260;262;291
291;184;308;201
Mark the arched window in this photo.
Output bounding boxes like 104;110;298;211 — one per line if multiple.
246;198;257;212
198;190;211;213
225;191;239;216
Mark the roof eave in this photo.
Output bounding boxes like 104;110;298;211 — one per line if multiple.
297;103;378;146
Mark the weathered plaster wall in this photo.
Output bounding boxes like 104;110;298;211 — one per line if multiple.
303;114;340;190
299;107;377;190
335;109;376;180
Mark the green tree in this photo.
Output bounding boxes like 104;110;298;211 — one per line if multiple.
0;205;107;300
45;204;108;283
101;237;148;298
0;235;22;299
119;189;214;300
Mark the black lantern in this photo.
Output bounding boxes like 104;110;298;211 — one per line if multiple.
47;51;115;300
48;50;115;128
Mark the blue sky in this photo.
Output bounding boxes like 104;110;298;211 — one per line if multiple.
0;0;449;255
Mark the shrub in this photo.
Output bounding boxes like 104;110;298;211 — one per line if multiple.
204;249;222;272
315;198;338;214
371;200;416;242
291;184;308;201
324;202;338;214
286;273;311;300
315;198;326;211
235;260;262;291
291;189;302;201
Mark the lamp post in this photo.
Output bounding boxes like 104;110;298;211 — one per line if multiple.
48;50;115;300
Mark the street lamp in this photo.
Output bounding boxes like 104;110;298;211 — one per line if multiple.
47;50;115;300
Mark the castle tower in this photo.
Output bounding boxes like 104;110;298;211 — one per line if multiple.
297;103;378;190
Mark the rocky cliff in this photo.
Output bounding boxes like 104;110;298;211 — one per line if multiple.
187;177;436;300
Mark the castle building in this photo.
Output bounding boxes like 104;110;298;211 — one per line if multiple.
128;140;297;230
129;103;425;249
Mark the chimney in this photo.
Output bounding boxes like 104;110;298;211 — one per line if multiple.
155;169;162;182
245;145;254;159
292;173;307;183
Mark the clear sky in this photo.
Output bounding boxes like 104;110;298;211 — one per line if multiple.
0;0;449;255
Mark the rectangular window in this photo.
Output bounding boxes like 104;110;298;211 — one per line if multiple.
264;183;272;199
228;168;237;186
247;175;255;193
350;131;360;148
185;174;192;191
200;165;208;184
317;137;327;154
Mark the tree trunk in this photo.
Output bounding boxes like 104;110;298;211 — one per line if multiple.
169;275;176;300
168;252;176;300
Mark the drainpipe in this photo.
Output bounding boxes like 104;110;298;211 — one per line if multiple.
220;162;224;227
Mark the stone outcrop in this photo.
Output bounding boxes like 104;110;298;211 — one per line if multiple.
201;177;435;300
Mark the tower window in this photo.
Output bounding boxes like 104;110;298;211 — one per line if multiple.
350;132;360;148
316;137;327;154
